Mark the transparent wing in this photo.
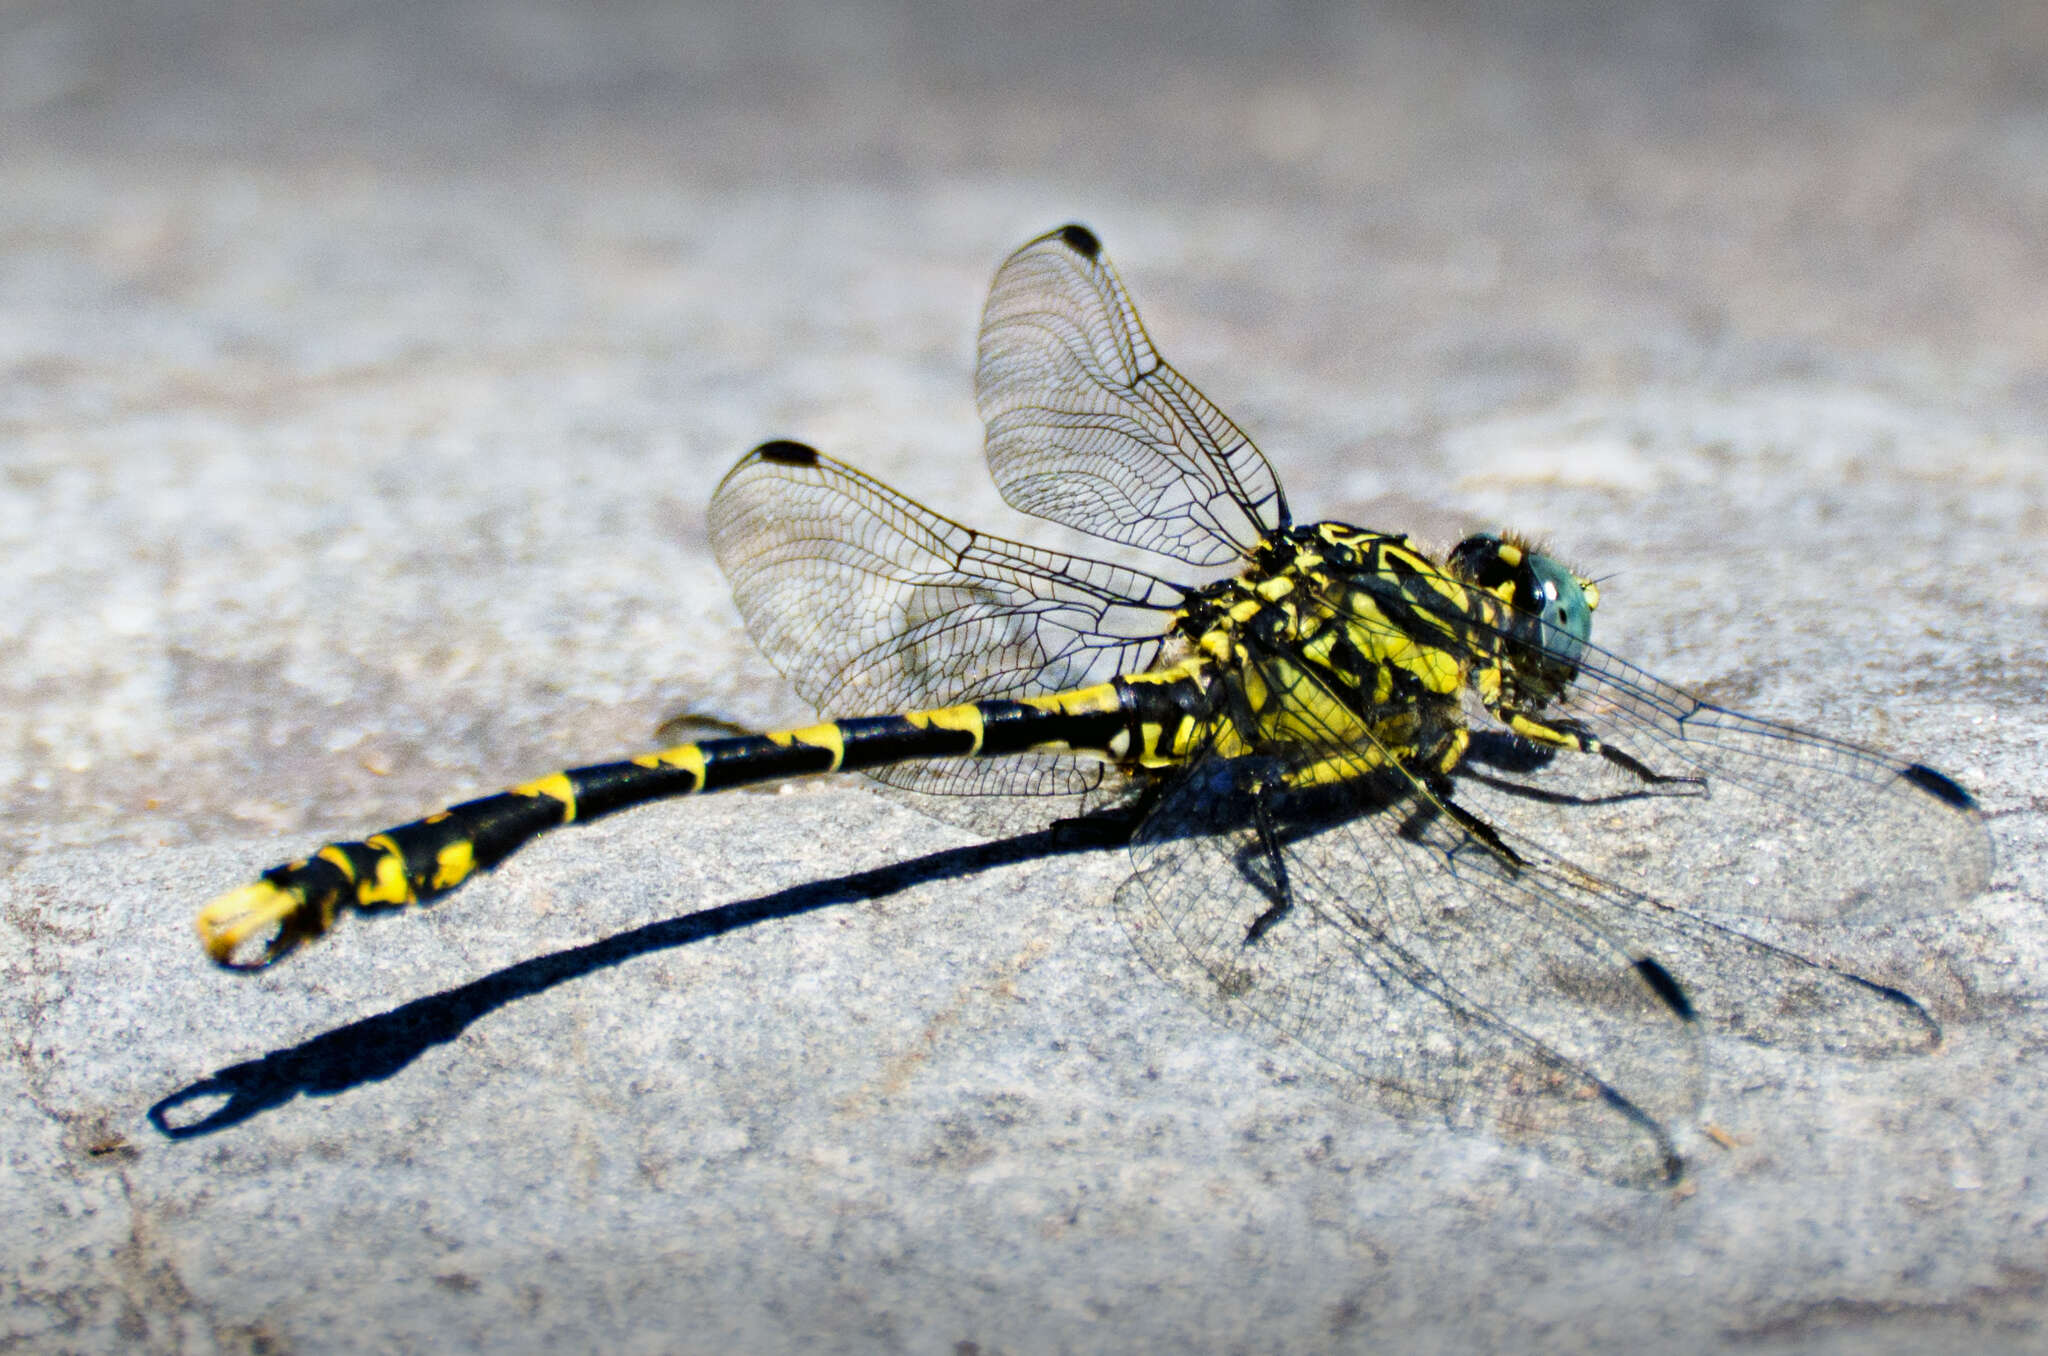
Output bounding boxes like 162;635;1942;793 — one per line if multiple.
1415;594;1993;926
706;441;1181;807
1117;638;1942;1184
1118;745;1697;1186
976;224;1287;566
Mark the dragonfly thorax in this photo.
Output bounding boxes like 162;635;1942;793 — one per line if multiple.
1163;521;1501;777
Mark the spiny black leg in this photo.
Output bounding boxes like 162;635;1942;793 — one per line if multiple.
1440;798;1527;868
1242;783;1295;946
1460;767;1679;809
1591;740;1700;789
1403;778;1526;874
1500;709;1701;790
1548;716;1700;789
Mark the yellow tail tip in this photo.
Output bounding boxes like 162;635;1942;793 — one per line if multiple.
195;881;302;968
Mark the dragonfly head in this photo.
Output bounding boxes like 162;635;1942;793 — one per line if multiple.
1448;532;1599;700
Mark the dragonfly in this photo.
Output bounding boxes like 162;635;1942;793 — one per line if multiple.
198;224;1991;1183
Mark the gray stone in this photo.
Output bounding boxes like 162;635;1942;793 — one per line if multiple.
5;2;2045;1351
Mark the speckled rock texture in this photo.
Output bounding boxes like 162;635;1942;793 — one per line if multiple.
5;2;2045;1351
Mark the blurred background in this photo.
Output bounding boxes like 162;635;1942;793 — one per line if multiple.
8;0;2044;844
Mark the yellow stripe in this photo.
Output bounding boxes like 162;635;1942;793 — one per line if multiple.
1106;656;1210;692
512;771;578;823
1416;570;1473;611
1022;683;1119;717
1284;747;1390;788
770;722;848;772
358;835;415;905
907;704;987;755
1241;664;1269;713
1255;574;1295;601
431;840;477;891
632;743;709;789
1412;646;1463;694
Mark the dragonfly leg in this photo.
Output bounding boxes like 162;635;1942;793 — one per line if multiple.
1391;777;1530;876
1496;709;1701;789
1241;776;1295;945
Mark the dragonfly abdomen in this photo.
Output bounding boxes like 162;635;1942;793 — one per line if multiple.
195;677;1208;967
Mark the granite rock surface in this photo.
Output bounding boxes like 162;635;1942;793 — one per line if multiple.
5;3;2046;1351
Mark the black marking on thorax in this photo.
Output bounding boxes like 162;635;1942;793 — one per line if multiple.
1188;525;1504;676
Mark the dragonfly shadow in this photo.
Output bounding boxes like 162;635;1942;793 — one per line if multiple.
146;741;1685;1143
148;822;1112;1141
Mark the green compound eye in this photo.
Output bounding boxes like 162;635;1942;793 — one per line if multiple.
1447;533;1596;667
1524;550;1595;665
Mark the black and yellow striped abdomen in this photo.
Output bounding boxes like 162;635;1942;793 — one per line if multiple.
195;671;1217;967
